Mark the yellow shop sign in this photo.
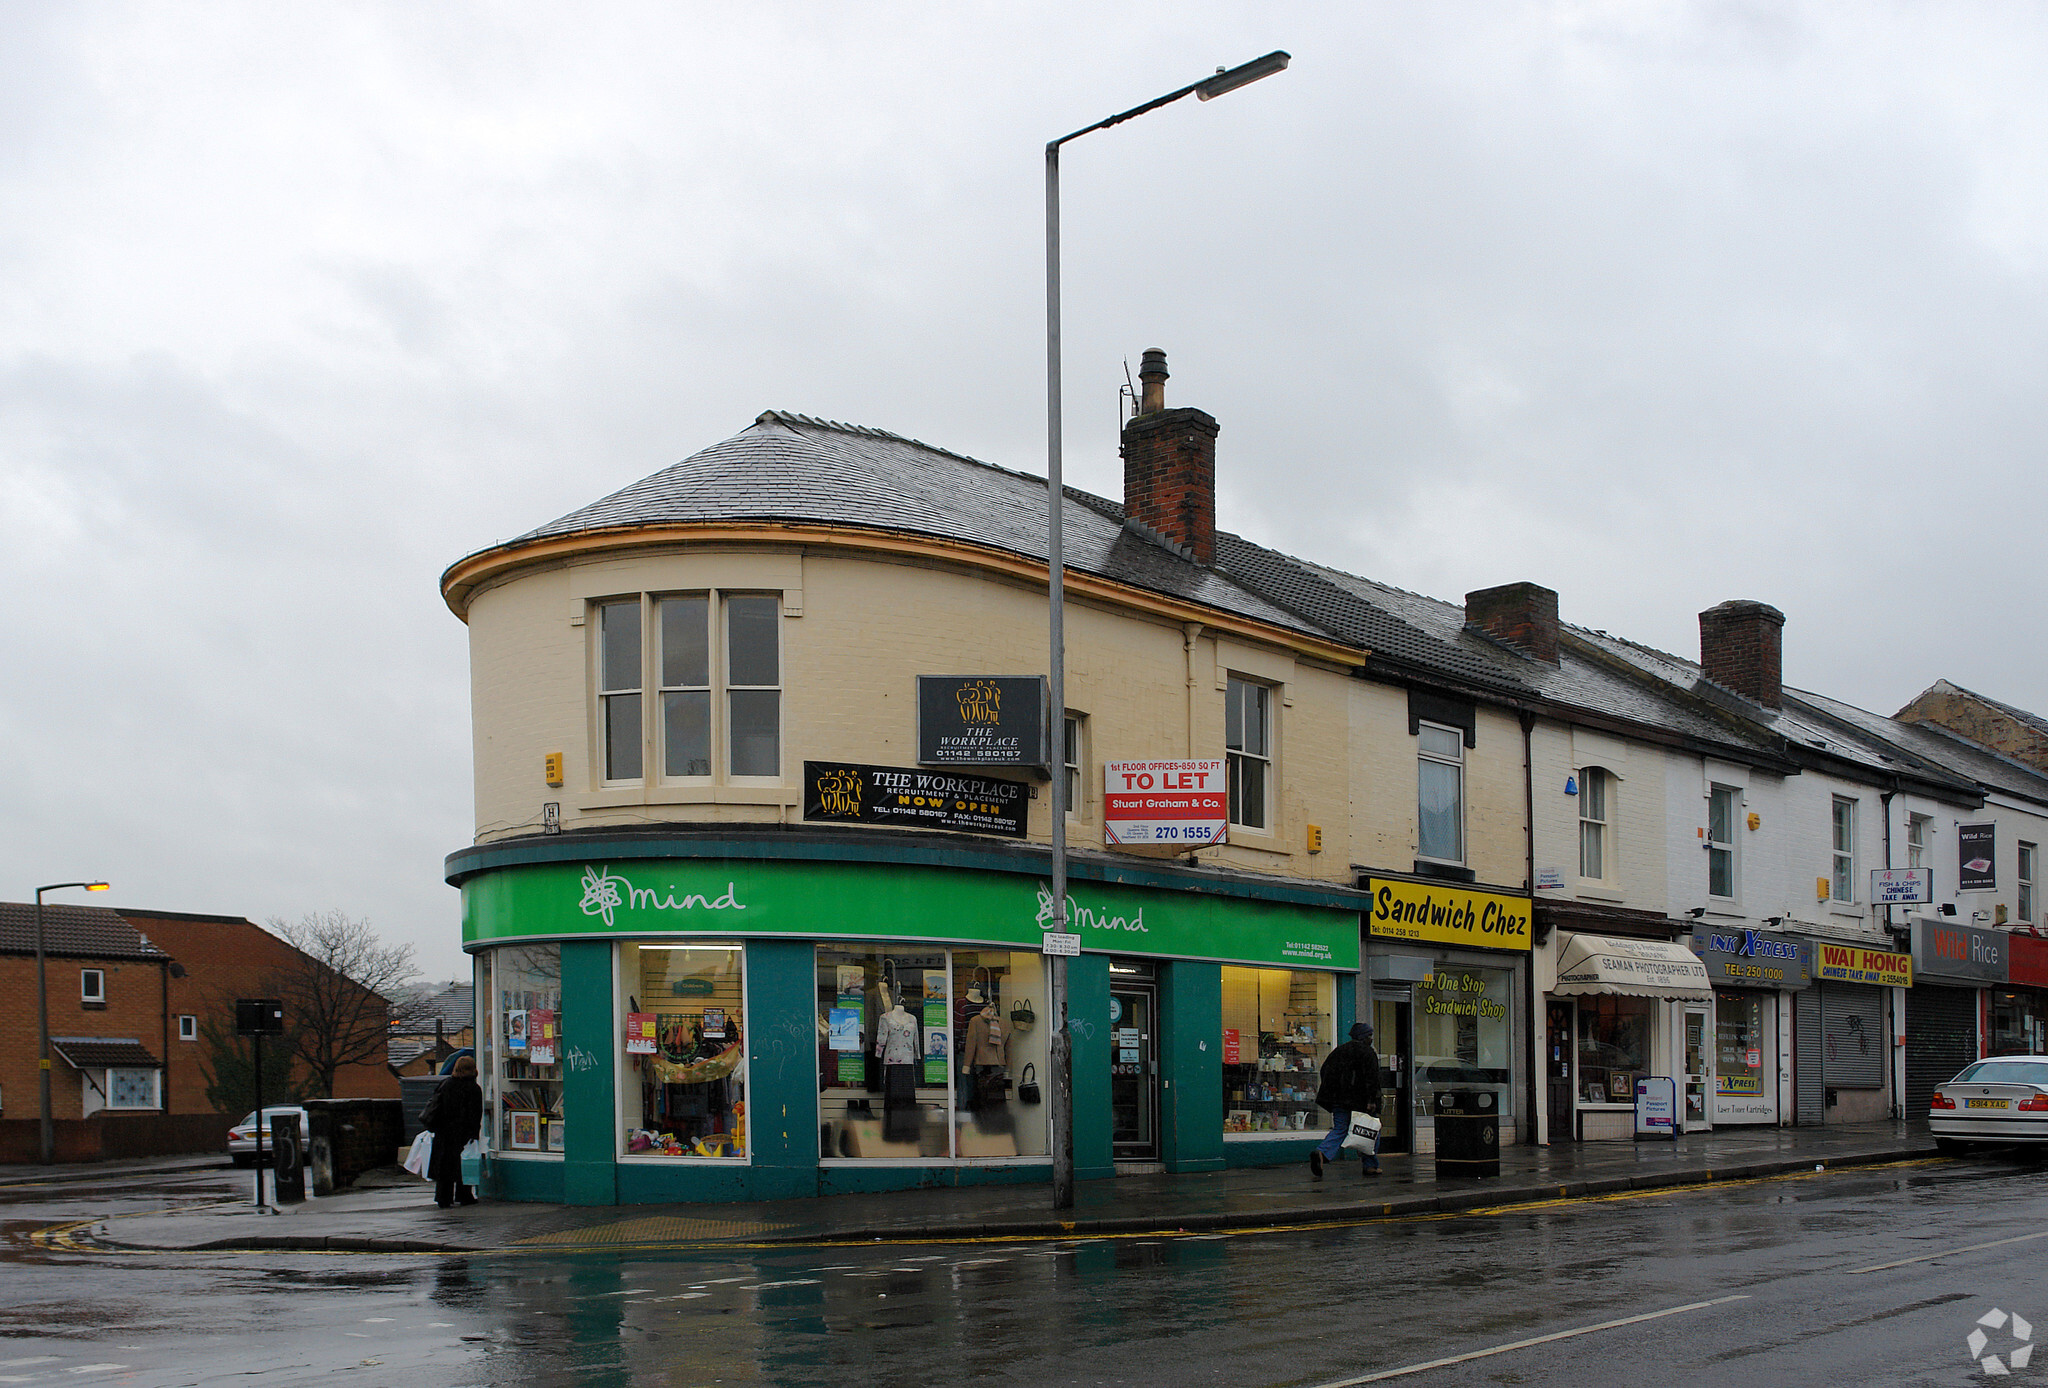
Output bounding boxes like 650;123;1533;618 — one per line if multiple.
1364;877;1532;953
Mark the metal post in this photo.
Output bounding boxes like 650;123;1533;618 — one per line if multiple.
252;1030;267;1208
34;890;51;1166
1045;138;1074;1211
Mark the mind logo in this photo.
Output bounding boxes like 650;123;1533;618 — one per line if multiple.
1967;1307;2033;1375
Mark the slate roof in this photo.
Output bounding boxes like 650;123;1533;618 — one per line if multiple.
50;1037;163;1070
1797;690;2048;807
0;903;169;961
495;412;1335;641
392;983;475;1034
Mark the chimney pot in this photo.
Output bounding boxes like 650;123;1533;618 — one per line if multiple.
1699;599;1785;709
1138;347;1169;414
1464;582;1560;664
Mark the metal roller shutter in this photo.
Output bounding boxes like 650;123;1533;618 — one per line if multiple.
1795;991;1824;1123
1821;983;1887;1089
1905;985;1980;1115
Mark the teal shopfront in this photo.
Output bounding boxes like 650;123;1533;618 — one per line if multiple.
448;835;1365;1205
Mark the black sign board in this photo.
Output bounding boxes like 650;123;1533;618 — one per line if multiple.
270;1113;304;1204
804;761;1029;838
916;676;1048;767
235;999;285;1036
1959;823;1997;892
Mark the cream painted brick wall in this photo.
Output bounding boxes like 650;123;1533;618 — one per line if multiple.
1345;686;1528;889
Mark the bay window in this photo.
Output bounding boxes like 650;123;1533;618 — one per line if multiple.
597;592;783;784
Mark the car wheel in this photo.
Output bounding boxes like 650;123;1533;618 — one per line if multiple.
1935;1137;1971;1154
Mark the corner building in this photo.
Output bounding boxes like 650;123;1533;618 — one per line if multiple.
444;385;1404;1205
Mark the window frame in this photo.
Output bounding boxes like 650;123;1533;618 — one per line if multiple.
177;1014;198;1042
1707;785;1739;901
106;1067;160;1111
1906;813;1931;870
1063;714;1085;820
1225;675;1273;832
1416;720;1466;865
594;591;786;787
597;598;646;784
80;968;106;1004
2021;841;2037;926
1831;795;1857;904
656;594;712;782
1578;767;1610;882
721;593;783;782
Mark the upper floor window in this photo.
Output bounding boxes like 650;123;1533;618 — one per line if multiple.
1831;796;1857;904
1578;767;1609;881
1225;676;1271;831
1417;722;1465;864
81;968;105;1004
1707;785;1738;900
1063;714;1085;819
598;593;783;783
1907;813;1932;870
178;1014;198;1042
2021;842;2037;926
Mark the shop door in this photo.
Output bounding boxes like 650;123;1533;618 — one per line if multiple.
1546;1001;1574;1140
1683;1004;1713;1131
1713;990;1776;1124
1110;984;1158;1161
1372;991;1412;1154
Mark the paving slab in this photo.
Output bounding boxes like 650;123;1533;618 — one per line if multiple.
78;1120;1941;1256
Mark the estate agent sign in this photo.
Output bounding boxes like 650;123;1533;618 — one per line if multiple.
916;676;1048;767
1102;760;1227;847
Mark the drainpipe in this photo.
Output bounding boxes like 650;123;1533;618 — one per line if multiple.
1881;786;1899;1120
160;958;172;1113
1182;623;1203;757
1521;709;1540;1146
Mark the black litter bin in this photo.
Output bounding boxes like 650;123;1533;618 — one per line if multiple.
1433;1089;1500;1178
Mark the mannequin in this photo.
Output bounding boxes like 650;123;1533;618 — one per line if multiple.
961;1002;1011;1129
875;1001;921;1142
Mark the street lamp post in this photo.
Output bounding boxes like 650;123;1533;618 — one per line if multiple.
1043;50;1289;1210
35;879;111;1165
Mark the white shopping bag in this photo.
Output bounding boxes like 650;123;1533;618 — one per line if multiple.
1340;1111;1381;1154
403;1131;434;1178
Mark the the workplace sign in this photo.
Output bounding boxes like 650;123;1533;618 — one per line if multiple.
1103;759;1227;847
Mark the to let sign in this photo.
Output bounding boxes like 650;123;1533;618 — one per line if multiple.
1103;760;1227;847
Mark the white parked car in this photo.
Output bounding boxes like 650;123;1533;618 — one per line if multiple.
227;1106;310;1166
1929;1056;2048;1151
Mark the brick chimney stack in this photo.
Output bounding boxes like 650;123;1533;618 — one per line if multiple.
1699;600;1785;708
1121;348;1218;565
1465;582;1560;664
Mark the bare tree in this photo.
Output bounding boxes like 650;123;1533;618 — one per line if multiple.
268;910;422;1098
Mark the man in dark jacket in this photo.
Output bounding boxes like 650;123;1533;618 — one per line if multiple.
1311;1021;1383;1179
420;1055;484;1208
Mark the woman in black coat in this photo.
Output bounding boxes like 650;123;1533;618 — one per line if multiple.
420;1054;484;1208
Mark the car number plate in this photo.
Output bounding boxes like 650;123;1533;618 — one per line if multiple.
1965;1098;2010;1109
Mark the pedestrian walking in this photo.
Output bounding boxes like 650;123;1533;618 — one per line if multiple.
420;1054;484;1208
1311;1021;1382;1179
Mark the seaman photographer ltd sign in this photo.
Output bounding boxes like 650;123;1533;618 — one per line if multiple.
917;676;1048;768
803;761;1028;838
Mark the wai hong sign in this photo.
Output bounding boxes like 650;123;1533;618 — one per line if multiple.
1102;760;1227;847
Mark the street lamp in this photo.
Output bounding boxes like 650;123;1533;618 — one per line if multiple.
36;880;110;1165
1043;50;1290;1211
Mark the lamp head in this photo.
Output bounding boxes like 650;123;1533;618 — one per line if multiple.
1685;907;1706;919
85;882;109;892
1197;50;1290;100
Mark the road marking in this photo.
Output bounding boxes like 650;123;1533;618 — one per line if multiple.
1313;1296;1751;1385
67;1367;131;1376
1850;1229;2048;1274
0;1362;60;1369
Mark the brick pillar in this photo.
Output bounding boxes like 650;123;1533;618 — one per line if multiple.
1121;406;1218;564
1699;600;1785;708
1465;582;1560;664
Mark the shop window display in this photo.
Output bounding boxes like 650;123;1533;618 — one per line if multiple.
1413;965;1513;1119
620;944;746;1159
1575;995;1651;1105
1715;991;1767;1097
816;945;1048;1161
1992;990;2048;1057
484;944;563;1155
1220;967;1336;1134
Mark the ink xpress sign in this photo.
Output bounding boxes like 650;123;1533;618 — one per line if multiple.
460;858;1362;972
1692;929;1812;989
1362;878;1531;953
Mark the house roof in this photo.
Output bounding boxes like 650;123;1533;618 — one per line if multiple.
50;1036;163;1070
392;982;475;1033
0;903;170;962
1909;680;2048;740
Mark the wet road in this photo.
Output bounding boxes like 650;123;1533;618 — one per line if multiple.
5;1156;2048;1385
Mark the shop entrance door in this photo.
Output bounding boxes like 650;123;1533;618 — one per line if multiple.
1372;990;1412;1154
1110;983;1159;1162
1683;1004;1713;1131
1546;1001;1575;1140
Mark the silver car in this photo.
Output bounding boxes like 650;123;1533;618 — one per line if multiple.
227;1106;310;1166
1930;1056;2048;1151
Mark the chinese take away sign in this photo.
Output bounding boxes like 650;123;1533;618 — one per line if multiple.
1103;760;1226;847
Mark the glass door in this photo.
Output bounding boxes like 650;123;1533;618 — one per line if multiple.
1110;984;1158;1161
1683;1004;1712;1131
1372;991;1412;1153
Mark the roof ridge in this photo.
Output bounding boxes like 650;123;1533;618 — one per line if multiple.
754;410;1064;494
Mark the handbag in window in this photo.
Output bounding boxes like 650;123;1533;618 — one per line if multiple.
1016;1063;1041;1105
1009;997;1036;1032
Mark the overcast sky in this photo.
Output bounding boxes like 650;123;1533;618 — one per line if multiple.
6;4;2044;980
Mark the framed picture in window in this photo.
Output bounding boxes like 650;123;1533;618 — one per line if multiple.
509;1111;541;1150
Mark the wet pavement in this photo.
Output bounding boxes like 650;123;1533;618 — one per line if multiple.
3;1136;2045;1386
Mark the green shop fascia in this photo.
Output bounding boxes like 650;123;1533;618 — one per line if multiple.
449;835;1366;1205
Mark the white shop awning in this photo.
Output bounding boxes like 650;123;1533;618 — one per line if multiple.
1552;933;1713;1001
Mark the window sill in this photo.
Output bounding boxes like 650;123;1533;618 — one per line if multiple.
572;784;797;811
1575;885;1626;903
1412;860;1475;884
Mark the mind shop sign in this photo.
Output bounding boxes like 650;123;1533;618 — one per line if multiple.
1691;928;1813;989
1361;877;1531;953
